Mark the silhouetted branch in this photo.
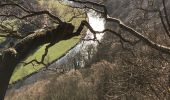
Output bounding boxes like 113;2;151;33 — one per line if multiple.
23;43;54;67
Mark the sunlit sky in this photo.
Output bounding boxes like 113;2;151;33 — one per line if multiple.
87;10;105;41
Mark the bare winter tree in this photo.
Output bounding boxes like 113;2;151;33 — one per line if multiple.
0;0;170;99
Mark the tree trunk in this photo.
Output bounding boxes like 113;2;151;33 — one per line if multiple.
0;71;13;100
0;68;14;100
0;49;18;100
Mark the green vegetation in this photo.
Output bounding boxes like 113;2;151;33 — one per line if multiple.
10;36;80;83
0;37;5;43
38;0;85;27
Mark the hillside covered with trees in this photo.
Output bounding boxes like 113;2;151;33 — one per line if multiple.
0;0;170;100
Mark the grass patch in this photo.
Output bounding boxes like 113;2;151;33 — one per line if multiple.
10;36;80;83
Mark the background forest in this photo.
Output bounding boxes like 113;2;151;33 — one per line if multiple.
0;0;170;100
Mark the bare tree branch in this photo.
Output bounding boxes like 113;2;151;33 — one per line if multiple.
162;0;170;30
0;3;62;23
23;43;54;67
60;0;107;17
159;10;170;38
